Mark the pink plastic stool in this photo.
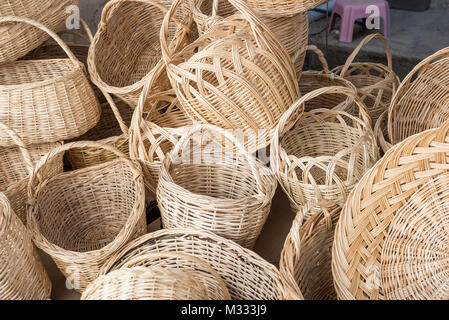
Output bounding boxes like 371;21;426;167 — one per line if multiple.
328;0;390;43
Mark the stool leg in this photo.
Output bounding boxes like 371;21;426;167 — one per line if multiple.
380;4;391;38
339;8;355;42
328;11;338;32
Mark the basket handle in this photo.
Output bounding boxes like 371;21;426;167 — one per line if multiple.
339;33;393;77
119;251;231;300
271;86;372;174
169;124;266;193
27;141;141;200
0;16;82;66
55;18;94;43
304;45;330;73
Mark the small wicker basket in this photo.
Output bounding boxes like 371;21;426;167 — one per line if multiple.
27;141;147;292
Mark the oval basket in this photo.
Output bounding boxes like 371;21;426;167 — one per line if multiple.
388;46;449;146
162;0;300;151
332;33;400;125
88;0;194;109
0;16;101;147
157;124;277;249
99;228;283;300
83;252;230;300
332;120;449;300
271;86;378;214
280;201;342;300
27;142;147;292
0;0;79;62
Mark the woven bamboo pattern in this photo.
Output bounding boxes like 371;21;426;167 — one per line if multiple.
0;16;101;147
332;120;449;300
300;45;357;112
0;193;52;300
332;33;400;125
100;228;282;300
192;0;309;76
27;141;147;292
0;0;79;62
388;47;449;146
157;124;277;249
84;252;231;300
380;173;449;300
271;86;378;214
374;110;392;154
280;201;341;300
162;0;300;151
0;122;63;224
245;0;326;18
88;0;194;109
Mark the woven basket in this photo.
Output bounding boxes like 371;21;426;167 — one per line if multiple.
331;120;449;300
300;45;357;112
245;0;326;18
332;33;400;125
0;16;101;147
0;193;51;300
100;228;282;300
83;252;230;300
88;0;194;110
388;46;449;146
374;110;392;155
157;124;277;249
280;201;341;300
271;86;378;214
192;0;309;76
0;0;79;62
0;122;63;225
381;172;449;300
27;142;147;292
162;0;300;151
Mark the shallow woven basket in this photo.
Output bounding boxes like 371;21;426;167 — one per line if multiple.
280;201;341;300
245;0;326;18
162;0;300;151
192;0;309;76
83;252;231;300
271;86;378;214
332;33;400;125
300;45;357;112
0;193;51;300
374;110;392;155
157;124;277;249
99;228;283;300
0;122;63;225
0;0;79;62
388;46;449;146
88;0;194;109
27;142;147;292
0;16;101;147
332;120;449;300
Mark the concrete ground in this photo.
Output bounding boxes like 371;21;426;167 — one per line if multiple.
307;7;449;79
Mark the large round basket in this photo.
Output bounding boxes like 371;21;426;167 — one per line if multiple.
0;0;79;62
99;228;283;300
27;142;147;292
157;124;277;249
388;46;449;146
271;86;378;214
0;16;101;146
332;120;449;299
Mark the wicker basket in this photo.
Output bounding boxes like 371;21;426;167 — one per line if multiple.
245;0;326;18
300;45;357;112
157;124;277;249
332;120;449;300
162;0;300;151
27;141;147;292
0;0;79;62
88;0;194;110
0;16;101;147
192;0;309;76
0;122;63;225
0;192;51;300
332;33;400;125
271;86;378;214
388;46;449;146
280;201;341;300
83;252;230;300
374;110;392;155
100;228;283;300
